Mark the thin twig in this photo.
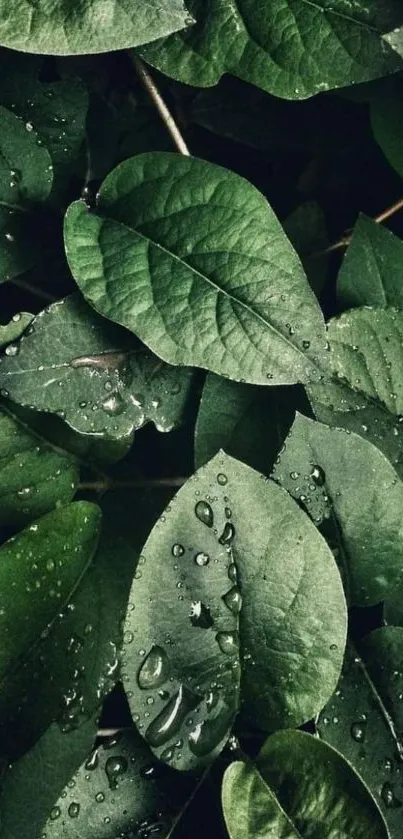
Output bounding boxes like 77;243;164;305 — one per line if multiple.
130;54;190;156
79;476;188;492
10;277;56;303
319;196;403;256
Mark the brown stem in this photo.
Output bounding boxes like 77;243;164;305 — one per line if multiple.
79;476;187;492
318;196;403;256
130;54;190;156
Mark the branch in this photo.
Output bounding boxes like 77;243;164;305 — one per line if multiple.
320;196;403;256
10;277;56;303
79;476;188;493
130;54;190;156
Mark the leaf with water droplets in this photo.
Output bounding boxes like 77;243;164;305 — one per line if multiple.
273;412;403;606
139;0;402;100
64;152;328;386
0;312;33;349
0;407;78;528
0;501;101;759
0;294;194;442
337;214;403;310
222;730;389;839
318;641;403;836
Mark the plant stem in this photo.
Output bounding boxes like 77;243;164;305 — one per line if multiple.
130;54;190;156
320;195;403;255
10;277;56;303
79;476;187;492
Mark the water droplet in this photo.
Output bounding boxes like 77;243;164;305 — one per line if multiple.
85;751;99;771
189;702;234;757
123;630;134;644
195;500;214;527
172;543;184;558
311;465;326;486
25;121;34;132
195;552;210;567
219;522;235;546
68;802;80;818
216;631;239;656
46;559;55;572
95;791;105;803
228;563;238;584
351;722;366;743
101;392;125;416
145;685;200;747
5;343;18;356
190;601;214;629
105;755;128;789
222;586;242;615
138;645;170;689
50;807;61;821
217;473;227;486
381;781;402;808
302;340;310;350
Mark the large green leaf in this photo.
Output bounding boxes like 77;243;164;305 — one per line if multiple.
337;215;403;309
122;452;346;770
318;643;403;836
194;373;305;473
64;152;328;386
139;0;402;100
0;294;193;441
222;731;389;839
0;717;97;839
0;103;53;283
0;0;191;56
0;501;101;757
0;407;78;527
273;413;403;605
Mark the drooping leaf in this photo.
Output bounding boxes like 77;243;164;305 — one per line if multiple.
0;0;192;56
0;717;97;839
139;0;402;100
194;373;306;473
0;294;194;441
0;501;101;757
0;312;33;348
318;643;403;836
0;407;78;527
337;215;403;309
273;412;403;606
0;103;53;283
122;452;346;770
64;152;328;386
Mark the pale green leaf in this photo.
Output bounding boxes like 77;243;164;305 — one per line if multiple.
273;413;403;605
318;643;403;836
0;312;33;348
0;0;192;56
337;215;403;309
64;152;328;386
139;0;402;100
0;294;194;441
0;408;78;528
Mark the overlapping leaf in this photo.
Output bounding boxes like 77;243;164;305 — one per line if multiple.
64;152;328;386
337;215;403;309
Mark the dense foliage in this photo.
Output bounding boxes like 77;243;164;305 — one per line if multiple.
1;2;403;837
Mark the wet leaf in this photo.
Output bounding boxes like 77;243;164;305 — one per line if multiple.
337;215;403;309
0;294;194;441
0;312;33;349
64;152;328;386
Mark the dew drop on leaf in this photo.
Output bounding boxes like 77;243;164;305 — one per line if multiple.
194;552;210;567
350;721;367;743
138;645;170;690
381;781;402;809
171;543;184;558
195;500;214;527
68;802;80;818
145;685;200;747
216;631;239;656
218;522;235;546
105;755;128;789
311;465;326;486
189;600;214;628
217;473;228;485
222;586;242;615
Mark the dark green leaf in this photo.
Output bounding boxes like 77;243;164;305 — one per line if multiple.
273;412;403;605
337;215;403;309
360;628;403;735
222;730;389;839
64;152;327;386
122;452;346;770
0;717;97;839
371;77;403;178
283;201;329;297
0;407;78;528
195;373;305;473
318;643;403;836
0;294;193;441
0;1;192;56
0;312;33;348
139;0;402;100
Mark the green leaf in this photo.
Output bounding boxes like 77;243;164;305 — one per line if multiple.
0;312;33;348
0;501;101;757
0;1;192;56
318;643;403;836
64;152;328;386
139;0;402;100
0;407;78;528
360;628;403;735
122;452;346;770
195;373;305;473
0;103;53;283
0;294;194;441
371;82;403;179
337;215;403;309
283;201;329;297
222;731;389;839
273;412;403;605
0;717;97;839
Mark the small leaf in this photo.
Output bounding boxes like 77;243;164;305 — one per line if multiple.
0;294;193;441
318;643;403;836
139;0;402;100
122;452;346;769
64;152;327;386
222;731;389;839
194;373;305;473
273;413;403;605
337;215;403;309
0;717;97;839
0;312;33;348
0;408;78;528
0;0;191;55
